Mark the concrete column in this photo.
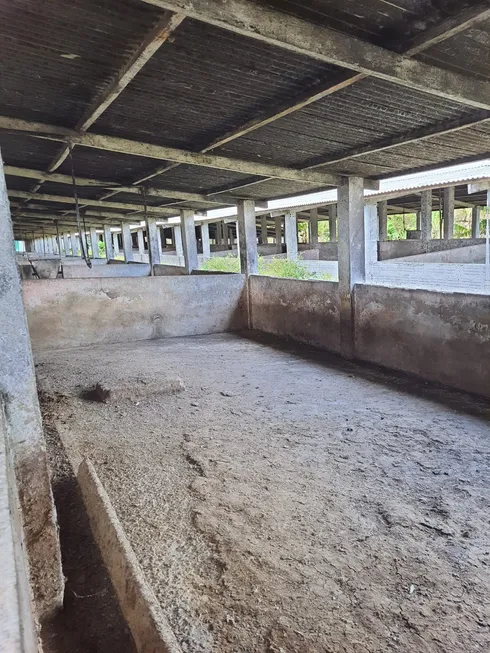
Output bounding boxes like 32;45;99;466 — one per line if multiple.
328;204;337;242
214;222;222;246
89;227;99;258
113;232;120;257
284;210;298;260
156;227;163;256
201;222;211;258
72;234;80;256
63;233;71;256
260;215;268;245
472;206;481;239
338;177;365;359
0;151;63;617
137;229;145;258
237;199;258;275
174;225;184;261
443;186;455;239
146;218;161;267
416;211;421;230
56;231;63;256
104;226;114;260
420;190;432;241
378;200;388;241
274;216;282;253
310;208;319;245
180;209;199;274
121;223;134;262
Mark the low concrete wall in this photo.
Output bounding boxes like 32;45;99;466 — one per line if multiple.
153;264;187;276
23;275;248;351
63;262;150;278
378;238;485;261
354;285;490;397
389;243;486;264
249;275;341;353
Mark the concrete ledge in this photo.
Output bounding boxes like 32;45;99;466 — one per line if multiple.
63;263;150;278
78;459;182;653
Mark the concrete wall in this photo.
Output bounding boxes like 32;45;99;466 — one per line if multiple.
387;243;486;264
23;275;248;351
63;262;150;278
249;275;341;353
378;238;485;261
354;285;490;397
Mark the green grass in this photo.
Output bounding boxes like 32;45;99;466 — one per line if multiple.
201;254;332;280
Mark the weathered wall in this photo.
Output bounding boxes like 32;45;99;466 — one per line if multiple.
378;238;485;261
355;285;490;397
63;262;150;278
249;275;341;353
386;243;486;264
23;275;248;351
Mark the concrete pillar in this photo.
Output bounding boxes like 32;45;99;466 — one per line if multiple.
284;210;298;260
214;222;222;246
338;177;365;359
180;209;199;274
113;232;120;257
174;225;184;261
274;216;282;253
416;211;421;230
472;206;481;239
56;231;63;256
89;227;99;258
156;227;163;256
0;151;63;617
378;200;388;241
63;233;71;256
146;218;161;267
121;223;134;262
237;199;258;275
201;222;211;258
104;226;114;260
328;204;337;242
443;186;455;239
420;190;432;241
73;234;81;257
310;208;319;245
137;229;145;258
260;215;268;245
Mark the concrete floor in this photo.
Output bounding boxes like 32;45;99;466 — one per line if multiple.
37;332;490;653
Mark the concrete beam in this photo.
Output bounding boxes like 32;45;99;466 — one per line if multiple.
0;151;63;618
338;176;365;358
284;210;298;260
180;210;199;273
141;0;490;110
237;199;258;275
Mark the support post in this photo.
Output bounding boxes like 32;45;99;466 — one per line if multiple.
201;222;211;258
63;233;71;256
472;206;481;239
0;150;63;618
174;225;184;262
180;209;199;274
310;208;319;245
338;177;365;359
284;210;298;260
377;200;388;241
237;199;258;275
137;229;145;258
104;226;114;260
443;186;455;239
156;227;163;256
328;204;337;241
89;227;99;258
260;215;268;245
73;234;80;256
121;223;134;262
146;218;161;268
215;222;222;246
420;190;432;241
274;216;282;253
113;232;120;257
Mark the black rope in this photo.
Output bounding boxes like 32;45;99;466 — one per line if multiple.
68;143;92;268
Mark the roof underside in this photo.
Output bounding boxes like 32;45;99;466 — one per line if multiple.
2;0;490;236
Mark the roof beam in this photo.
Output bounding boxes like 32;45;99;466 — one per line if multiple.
3;165;238;205
42;12;185;177
402;3;490;56
0;116;342;186
140;0;490;110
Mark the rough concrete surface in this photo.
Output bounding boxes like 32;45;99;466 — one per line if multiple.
23;275;247;351
36;333;490;653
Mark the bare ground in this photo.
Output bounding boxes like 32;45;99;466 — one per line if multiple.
37;332;490;653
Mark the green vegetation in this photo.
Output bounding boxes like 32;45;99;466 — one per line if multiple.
386;207;479;240
201;254;331;280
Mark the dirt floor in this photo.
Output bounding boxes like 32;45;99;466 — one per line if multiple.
37;332;490;653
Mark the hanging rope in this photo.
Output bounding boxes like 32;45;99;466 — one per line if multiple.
68;143;92;268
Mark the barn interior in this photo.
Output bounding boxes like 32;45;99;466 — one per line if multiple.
2;2;490;652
